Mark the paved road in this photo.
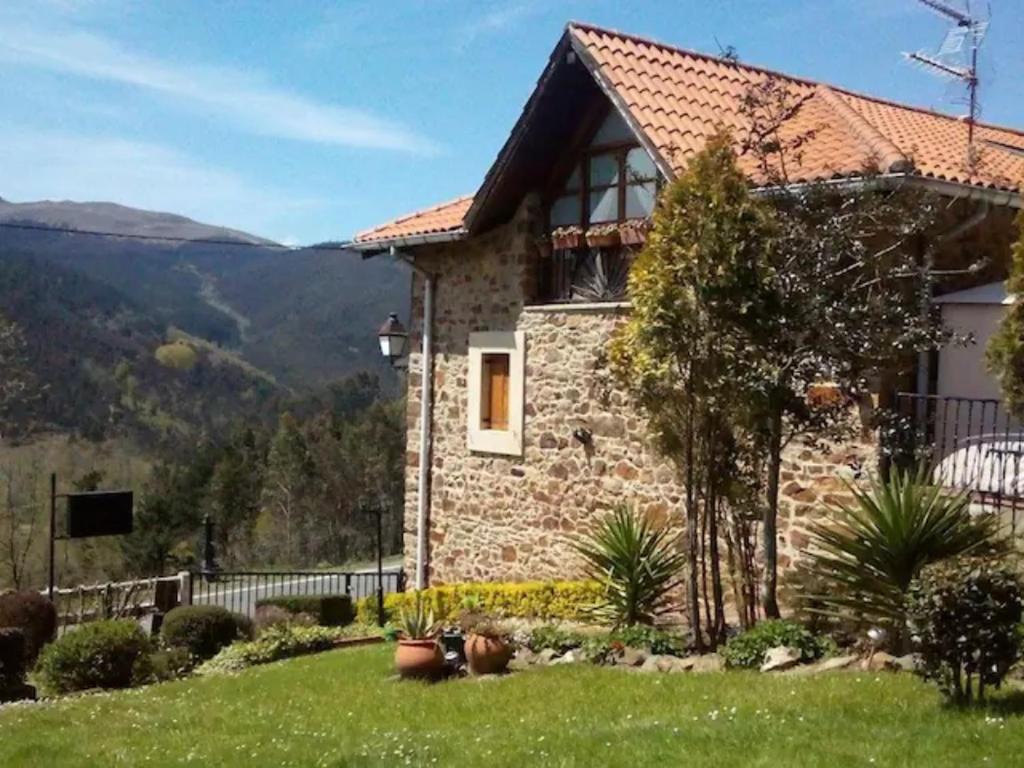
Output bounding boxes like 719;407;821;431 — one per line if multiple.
191;566;403;617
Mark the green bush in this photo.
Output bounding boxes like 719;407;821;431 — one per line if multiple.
255;595;353;627
0;628;26;691
196;625;350;675
908;557;1023;704
160;605;252;661
526;625;589;654
35;620;152;695
721;620;834;669
0;591;57;664
147;646;195;682
357;581;602;625
610;625;686;656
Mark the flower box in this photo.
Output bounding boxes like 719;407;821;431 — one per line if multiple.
585;224;620;248
551;226;583;251
619;219;650;246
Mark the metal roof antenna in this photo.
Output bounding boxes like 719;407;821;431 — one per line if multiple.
903;0;990;165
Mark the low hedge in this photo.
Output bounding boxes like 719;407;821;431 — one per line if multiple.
35;619;152;695
356;580;603;625
161;605;253;661
196;625;352;675
0;591;57;664
255;595;354;627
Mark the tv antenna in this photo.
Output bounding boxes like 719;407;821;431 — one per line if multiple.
903;0;990;156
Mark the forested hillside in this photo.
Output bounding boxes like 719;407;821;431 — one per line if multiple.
0;199;409;590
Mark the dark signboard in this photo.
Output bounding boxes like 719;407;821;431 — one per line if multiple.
66;491;134;539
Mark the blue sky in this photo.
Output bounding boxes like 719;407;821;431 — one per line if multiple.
1;0;1021;244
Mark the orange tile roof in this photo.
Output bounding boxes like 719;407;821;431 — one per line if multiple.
354;22;1023;247
353;195;471;246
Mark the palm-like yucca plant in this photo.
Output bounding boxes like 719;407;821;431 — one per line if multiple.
803;467;1003;640
574;505;686;627
396;592;440;640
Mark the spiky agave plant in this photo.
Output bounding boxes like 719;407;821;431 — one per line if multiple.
396;592;440;640
802;466;1004;643
574;505;686;627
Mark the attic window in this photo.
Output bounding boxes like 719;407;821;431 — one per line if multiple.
548;110;659;229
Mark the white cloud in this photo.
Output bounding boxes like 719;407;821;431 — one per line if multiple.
0;23;439;155
455;3;536;50
0;129;327;239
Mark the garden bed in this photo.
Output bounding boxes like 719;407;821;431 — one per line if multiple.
2;643;1023;767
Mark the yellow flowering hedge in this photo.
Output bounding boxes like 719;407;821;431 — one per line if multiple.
356;580;602;625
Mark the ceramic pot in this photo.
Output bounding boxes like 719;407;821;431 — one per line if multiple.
464;634;513;675
394;639;444;680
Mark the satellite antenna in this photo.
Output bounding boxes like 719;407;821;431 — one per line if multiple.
903;0;990;156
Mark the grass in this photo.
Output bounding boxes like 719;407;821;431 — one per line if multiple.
2;644;1024;767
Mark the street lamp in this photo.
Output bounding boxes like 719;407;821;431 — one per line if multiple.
377;313;408;366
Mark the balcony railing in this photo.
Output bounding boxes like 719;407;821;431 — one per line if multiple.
537;247;634;304
883;392;1024;533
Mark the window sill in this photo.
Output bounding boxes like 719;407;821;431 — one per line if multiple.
523;301;631;313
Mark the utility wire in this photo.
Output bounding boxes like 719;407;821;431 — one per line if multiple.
0;220;352;252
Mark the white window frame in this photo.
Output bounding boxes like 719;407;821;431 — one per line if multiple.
467;331;525;456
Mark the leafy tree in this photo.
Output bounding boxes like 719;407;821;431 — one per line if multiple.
987;210;1024;416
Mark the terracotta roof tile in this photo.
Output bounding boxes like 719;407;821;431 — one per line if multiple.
353;195;471;245
355;22;1022;246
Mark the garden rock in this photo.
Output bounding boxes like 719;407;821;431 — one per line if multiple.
760;646;802;673
509;649;537;671
863;652;898;672
620;647;648;667
890;654;920;673
537;648;559;665
788;655;859;676
550;650;581;665
689;653;724;673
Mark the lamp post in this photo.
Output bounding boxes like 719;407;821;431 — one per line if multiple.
377;313;408;367
359;496;388;627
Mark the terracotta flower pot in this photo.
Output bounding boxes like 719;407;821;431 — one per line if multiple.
552;232;582;250
395;639;444;680
619;225;647;246
586;230;620;248
464;634;513;675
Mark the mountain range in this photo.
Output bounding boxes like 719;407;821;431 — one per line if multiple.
0;197;408;444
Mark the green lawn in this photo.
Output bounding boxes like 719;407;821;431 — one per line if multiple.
2;644;1023;767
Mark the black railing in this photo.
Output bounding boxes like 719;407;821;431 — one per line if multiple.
189;569;405;617
884;392;1024;533
538;247;633;303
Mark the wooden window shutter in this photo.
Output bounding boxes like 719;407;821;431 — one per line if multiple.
481;353;510;431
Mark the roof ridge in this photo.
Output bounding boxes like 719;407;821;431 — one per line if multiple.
567;20;1024;140
814;85;912;173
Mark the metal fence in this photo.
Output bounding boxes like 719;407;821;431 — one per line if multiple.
188;569;406;617
884;392;1024;533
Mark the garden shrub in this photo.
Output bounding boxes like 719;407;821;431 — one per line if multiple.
255;594;353;627
526;625;589;654
357;581;602;625
254;604;315;632
197;625;350;675
0;591;58;663
721;620;834;669
160;605;252;661
0;628;26;691
147;646;194;682
610;625;686;656
908;557;1023;704
35;619;152;695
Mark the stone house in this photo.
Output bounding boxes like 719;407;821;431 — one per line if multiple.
351;22;1024;591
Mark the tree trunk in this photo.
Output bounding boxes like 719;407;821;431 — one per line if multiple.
684;399;703;652
762;404;783;620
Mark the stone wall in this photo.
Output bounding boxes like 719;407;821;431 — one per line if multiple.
403;197;687;584
402;196;882;592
